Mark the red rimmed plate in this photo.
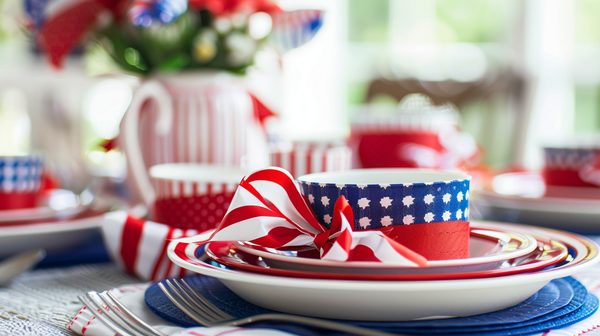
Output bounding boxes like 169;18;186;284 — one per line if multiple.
168;221;598;321
206;232;566;281
232;227;540;275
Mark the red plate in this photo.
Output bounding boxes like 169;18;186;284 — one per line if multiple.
205;234;568;281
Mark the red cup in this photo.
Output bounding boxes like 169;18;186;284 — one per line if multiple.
149;164;246;231
542;137;600;198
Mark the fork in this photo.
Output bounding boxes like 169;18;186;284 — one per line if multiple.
159;278;404;336
78;291;168;336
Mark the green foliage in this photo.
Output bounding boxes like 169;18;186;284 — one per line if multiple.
93;9;256;75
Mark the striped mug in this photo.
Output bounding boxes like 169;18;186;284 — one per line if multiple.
149;163;246;231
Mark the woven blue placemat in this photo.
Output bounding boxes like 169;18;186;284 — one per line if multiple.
145;274;596;335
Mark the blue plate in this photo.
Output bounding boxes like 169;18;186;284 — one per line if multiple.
145;274;596;335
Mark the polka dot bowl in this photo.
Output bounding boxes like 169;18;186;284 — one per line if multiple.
149;164;247;231
297;169;472;260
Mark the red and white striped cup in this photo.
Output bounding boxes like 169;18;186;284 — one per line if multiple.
149;163;247;231
269;141;352;178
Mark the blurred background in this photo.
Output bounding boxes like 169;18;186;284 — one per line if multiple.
1;0;599;189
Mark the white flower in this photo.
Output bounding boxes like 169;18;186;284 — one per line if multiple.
226;32;256;66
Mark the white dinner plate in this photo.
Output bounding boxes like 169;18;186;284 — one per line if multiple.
234;227;538;275
0;212;104;258
168;220;599;321
0;189;88;223
472;172;600;233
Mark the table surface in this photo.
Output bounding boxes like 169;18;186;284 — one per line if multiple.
0;264;137;336
2;263;600;336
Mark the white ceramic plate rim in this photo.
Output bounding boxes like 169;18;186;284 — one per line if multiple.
168;220;598;291
0;214;103;236
0;204;88;223
149;163;247;183
296;169;471;185
234;227;538;268
474;172;600;214
475;189;600;214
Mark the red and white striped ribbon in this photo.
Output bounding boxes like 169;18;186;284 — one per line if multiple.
189;167;427;266
101;212;197;281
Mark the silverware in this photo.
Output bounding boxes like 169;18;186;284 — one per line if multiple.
0;249;45;286
159;278;403;336
78;291;168;336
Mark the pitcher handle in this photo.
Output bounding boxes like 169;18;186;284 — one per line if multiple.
120;80;173;207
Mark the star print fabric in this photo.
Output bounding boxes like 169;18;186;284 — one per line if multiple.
299;179;470;230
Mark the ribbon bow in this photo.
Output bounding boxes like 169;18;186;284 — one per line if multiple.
198;167;428;266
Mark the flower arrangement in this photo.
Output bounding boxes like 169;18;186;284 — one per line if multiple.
24;0;323;74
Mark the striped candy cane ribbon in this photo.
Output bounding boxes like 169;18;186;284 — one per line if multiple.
191;167;427;266
102;211;197;281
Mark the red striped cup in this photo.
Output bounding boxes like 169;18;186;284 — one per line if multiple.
269;141;352;178
149;163;247;231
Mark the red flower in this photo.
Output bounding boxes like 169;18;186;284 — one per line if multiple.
188;0;281;16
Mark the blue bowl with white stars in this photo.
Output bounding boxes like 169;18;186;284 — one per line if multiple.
297;169;471;260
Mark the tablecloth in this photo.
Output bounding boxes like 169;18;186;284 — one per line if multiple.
0;264;137;336
2;262;600;336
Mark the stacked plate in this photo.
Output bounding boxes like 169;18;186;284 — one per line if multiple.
472;172;600;233
167;220;600;323
0;189;104;258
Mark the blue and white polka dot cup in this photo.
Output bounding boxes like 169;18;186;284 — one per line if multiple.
0;155;44;193
297;169;472;260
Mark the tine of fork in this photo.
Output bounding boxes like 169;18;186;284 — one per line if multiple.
98;292;165;336
78;295;133;336
179;279;234;320
105;292;169;336
158;282;211;326
165;279;222;322
86;292;147;336
170;279;228;321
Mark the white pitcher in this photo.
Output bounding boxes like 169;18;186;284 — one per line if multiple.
120;72;269;206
